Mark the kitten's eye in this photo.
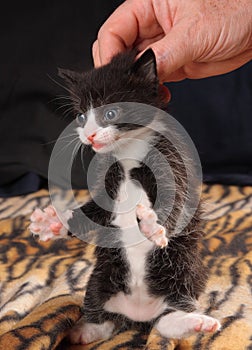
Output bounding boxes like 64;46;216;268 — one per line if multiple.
76;114;87;126
104;109;118;121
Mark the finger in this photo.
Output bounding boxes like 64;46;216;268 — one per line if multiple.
165;49;252;81
162;68;187;82
92;40;101;67
93;1;139;67
182;50;252;79
148;26;195;82
149;19;252;82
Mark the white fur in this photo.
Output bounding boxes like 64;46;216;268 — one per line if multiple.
104;141;169;322
155;310;221;339
77;109;120;153
72;109;221;339
29;207;72;241
111;173;151;246
104;287;167;322
78;107;166;323
69;318;115;344
77;106;159;156
113;137;152;170
79;108;101;143
104;237;167;322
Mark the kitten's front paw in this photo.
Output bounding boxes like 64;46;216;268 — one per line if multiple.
136;204;168;248
29;205;68;241
68;319;114;344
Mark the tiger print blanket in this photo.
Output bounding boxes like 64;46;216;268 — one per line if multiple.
0;184;251;350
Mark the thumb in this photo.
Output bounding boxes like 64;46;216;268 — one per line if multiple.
149;26;195;82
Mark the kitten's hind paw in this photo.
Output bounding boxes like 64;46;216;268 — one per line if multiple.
136;204;168;248
29;205;68;241
156;311;221;339
68;319;115;344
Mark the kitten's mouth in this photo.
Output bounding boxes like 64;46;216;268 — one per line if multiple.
91;136;120;150
91;142;106;150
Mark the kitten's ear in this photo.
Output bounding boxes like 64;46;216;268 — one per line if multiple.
57;68;80;86
131;49;157;82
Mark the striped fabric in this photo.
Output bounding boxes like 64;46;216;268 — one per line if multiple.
0;185;251;349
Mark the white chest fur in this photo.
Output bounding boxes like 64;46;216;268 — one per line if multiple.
104;238;167;321
106;157;167;322
111;170;150;246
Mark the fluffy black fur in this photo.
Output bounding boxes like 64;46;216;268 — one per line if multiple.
60;49;207;333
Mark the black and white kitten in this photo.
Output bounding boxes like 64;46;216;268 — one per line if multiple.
30;49;221;344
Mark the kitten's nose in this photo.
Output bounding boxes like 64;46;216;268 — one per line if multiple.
87;133;96;142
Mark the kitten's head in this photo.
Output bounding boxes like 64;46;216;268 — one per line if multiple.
58;49;169;154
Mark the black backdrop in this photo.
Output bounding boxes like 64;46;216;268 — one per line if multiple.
0;1;251;196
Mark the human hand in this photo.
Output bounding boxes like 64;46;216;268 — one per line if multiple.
92;0;252;82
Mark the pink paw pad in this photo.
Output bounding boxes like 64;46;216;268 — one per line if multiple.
193;316;221;333
136;204;168;248
50;222;63;234
29;205;68;241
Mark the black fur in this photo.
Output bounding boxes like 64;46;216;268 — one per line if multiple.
58;49;167;114
61;49;207;334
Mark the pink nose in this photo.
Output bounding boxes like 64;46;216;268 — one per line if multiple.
87;133;96;142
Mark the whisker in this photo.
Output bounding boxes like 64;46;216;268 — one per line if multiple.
52;95;73;101
68;140;82;172
54;136;80;160
55;103;73;112
55;102;76;113
80;143;91;173
47;95;74;105
47;74;81;103
62;106;76;117
42;133;78;146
